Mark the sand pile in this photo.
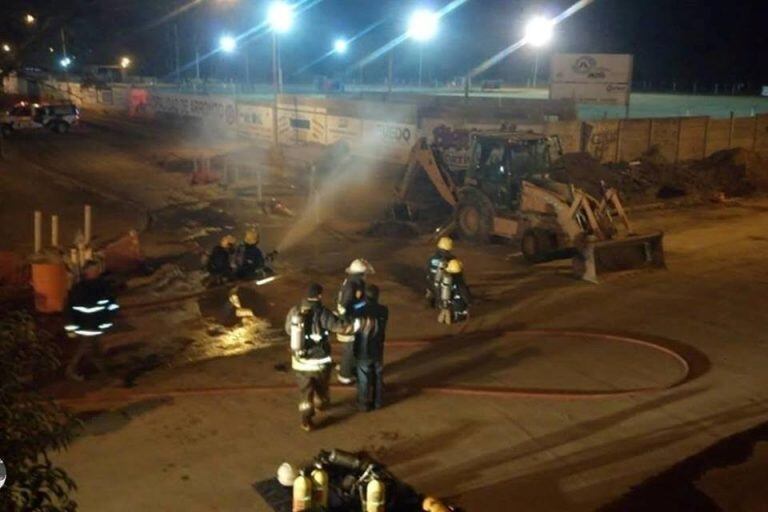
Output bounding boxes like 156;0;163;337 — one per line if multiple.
555;149;768;205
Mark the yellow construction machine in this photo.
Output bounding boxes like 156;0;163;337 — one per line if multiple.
394;132;665;282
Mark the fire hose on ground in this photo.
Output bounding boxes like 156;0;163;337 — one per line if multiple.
55;329;692;408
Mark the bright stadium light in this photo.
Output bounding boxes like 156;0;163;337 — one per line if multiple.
219;34;237;53
334;38;348;54
60;56;72;68
268;1;294;33
120;56;132;69
407;9;439;42
524;16;554;47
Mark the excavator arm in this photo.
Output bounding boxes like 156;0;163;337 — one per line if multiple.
396;140;459;207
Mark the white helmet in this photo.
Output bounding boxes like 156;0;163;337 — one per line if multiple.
277;463;297;487
346;258;375;275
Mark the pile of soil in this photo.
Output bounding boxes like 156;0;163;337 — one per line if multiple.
555;149;768;205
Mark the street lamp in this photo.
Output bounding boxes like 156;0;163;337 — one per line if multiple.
407;9;439;88
24;14;36;25
524;16;554;88
120;56;132;69
1;44;11;53
267;1;294;153
268;1;293;93
60;57;72;68
219;34;237;54
334;38;348;55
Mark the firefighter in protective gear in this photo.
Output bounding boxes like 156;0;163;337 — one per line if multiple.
425;237;454;308
286;283;355;432
354;285;388;412
235;229;267;279
206;235;236;285
64;261;119;381
437;259;471;325
336;259;374;385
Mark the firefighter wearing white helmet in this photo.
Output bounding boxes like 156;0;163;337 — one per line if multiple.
336;258;374;384
425;237;455;308
437;259;471;325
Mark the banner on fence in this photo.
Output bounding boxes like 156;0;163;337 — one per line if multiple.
237;104;274;144
149;92;237;127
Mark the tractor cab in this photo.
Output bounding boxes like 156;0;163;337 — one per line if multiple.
465;132;561;211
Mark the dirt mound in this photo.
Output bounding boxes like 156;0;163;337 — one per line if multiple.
556;149;768;205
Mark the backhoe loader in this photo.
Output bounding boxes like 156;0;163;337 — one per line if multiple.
394;131;665;282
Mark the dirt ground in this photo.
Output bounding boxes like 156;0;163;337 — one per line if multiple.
3;108;768;511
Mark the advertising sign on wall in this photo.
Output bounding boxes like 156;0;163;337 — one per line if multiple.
149;93;237;127
550;53;633;106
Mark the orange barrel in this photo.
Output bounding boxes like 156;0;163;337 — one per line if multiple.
31;263;68;313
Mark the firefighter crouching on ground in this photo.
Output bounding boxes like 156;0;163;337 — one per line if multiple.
205;235;236;286
437;259;471;325
336;258;374;385
64;261;120;381
286;283;357;432
354;285;389;412
234;229;270;280
426;237;455;308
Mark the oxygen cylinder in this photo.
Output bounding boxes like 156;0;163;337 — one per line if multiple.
292;470;313;512
290;312;304;353
422;496;451;512
440;275;452;302
365;477;385;512
310;466;329;511
328;449;365;471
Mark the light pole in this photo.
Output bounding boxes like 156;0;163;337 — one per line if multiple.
524;16;554;88
120;56;131;81
267;1;294;150
218;34;237;88
407;9;438;88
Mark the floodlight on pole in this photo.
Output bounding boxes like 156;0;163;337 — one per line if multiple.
219;34;237;53
60;57;72;68
408;9;438;88
24;14;36;25
1;43;11;53
120;56;132;69
268;1;294;33
407;9;439;42
524;16;554;47
334;38;348;55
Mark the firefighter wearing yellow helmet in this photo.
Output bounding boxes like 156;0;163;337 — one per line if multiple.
235;229;267;279
205;235;237;286
437;258;471;325
425;237;455;308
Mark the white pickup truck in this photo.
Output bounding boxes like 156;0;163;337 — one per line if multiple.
0;102;80;136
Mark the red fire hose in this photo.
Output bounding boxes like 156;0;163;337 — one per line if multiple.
56;329;691;408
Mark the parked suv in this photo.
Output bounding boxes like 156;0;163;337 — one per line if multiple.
0;102;80;136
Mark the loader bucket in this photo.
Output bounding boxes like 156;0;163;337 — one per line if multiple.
574;232;665;283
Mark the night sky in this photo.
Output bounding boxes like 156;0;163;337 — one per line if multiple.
1;0;766;87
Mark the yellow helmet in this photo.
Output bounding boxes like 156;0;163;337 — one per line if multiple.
437;237;453;251
446;259;463;274
244;229;260;245
220;235;236;248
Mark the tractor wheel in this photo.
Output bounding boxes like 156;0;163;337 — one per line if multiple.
521;228;558;263
456;197;492;243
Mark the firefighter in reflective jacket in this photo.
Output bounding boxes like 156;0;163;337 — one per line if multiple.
286;283;356;432
425;237;454;308
336;258;374;385
437;259;471;325
64;261;119;381
235;229;267;279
